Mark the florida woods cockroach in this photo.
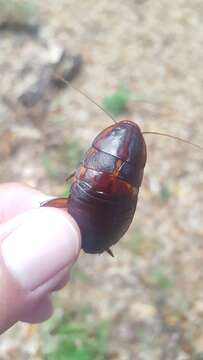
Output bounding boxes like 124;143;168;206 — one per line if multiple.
41;77;202;256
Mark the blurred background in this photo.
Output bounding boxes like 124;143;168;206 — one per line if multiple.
0;1;203;359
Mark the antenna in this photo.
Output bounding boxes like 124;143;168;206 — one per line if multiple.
54;75;116;124
142;131;203;150
54;75;202;149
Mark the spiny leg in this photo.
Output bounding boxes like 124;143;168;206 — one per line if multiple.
107;249;114;257
66;171;75;182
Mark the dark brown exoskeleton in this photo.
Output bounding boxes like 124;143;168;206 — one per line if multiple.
42;120;146;255
41;77;202;256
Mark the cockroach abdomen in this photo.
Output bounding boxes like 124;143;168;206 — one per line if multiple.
67;120;147;254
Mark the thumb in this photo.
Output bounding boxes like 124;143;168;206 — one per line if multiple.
0;207;81;333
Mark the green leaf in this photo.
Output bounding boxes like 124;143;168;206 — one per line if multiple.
102;86;130;117
63;140;82;169
42;313;108;360
0;0;38;23
151;270;173;289
42;154;60;179
160;183;171;202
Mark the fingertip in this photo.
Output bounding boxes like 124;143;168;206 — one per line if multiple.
40;207;82;258
1;207;81;292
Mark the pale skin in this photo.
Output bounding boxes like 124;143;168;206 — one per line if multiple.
0;183;81;334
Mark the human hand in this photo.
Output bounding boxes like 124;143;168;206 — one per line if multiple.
0;183;81;334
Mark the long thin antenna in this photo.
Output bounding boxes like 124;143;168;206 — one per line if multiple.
142;131;203;150
55;75;116;124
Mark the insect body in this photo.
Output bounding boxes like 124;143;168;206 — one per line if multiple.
42;120;146;255
41;76;202;255
68;120;146;254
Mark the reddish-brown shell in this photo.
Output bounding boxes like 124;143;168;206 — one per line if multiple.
67;120;147;254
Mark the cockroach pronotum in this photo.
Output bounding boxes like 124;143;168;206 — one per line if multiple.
41;77;202;257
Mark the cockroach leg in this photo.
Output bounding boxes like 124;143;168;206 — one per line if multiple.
40;197;68;209
107;249;114;257
66;172;75;182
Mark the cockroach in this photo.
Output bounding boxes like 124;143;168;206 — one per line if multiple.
41;77;202;256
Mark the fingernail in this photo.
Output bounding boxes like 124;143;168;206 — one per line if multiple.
1;208;81;291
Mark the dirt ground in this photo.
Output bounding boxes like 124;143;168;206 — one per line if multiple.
0;1;203;359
